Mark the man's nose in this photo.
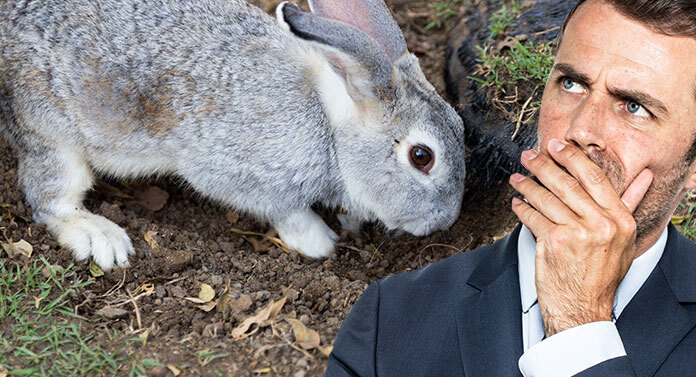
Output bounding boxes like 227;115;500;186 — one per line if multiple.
564;94;608;152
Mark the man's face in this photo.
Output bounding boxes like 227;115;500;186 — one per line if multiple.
538;0;696;243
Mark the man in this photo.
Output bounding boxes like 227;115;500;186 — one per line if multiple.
325;0;696;376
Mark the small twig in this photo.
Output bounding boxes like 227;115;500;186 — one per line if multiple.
74;296;92;316
99;267;127;298
164;275;189;286
126;288;142;330
335;243;371;255
366;239;387;268
512;95;534;141
532;26;561;37
417;243;463;268
106;289;152;308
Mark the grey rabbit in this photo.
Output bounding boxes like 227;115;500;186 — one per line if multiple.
0;0;466;270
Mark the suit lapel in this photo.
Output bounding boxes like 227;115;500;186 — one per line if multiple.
455;225;523;377
616;225;696;377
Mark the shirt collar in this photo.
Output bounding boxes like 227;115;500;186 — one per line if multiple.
518;225;668;316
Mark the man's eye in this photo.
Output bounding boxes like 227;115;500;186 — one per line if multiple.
626;100;650;117
561;78;584;94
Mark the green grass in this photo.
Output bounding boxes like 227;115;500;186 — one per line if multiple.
196;350;230;367
470;40;555;94
673;192;696;241
0;257;157;376
426;0;465;30
488;0;524;39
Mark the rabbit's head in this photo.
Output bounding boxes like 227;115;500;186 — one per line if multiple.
278;0;466;236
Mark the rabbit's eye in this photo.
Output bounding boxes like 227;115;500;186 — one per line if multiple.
409;145;434;174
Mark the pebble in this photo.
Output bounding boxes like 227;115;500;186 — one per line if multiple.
281;286;299;302
229;294;253;314
162;297;177;307
253;290;271;301
168;285;187;298
202;322;223;338
149;365;170;377
155;285;167;298
210;274;223;286
167;328;180;338
218;241;235;253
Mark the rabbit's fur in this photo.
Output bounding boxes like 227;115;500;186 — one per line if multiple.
0;0;466;269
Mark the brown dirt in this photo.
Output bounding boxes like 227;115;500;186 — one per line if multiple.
0;1;517;376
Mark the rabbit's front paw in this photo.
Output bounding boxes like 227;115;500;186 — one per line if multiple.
46;211;135;270
274;209;338;259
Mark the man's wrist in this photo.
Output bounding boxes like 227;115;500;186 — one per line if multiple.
542;308;613;337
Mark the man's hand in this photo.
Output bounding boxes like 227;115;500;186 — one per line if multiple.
509;139;654;337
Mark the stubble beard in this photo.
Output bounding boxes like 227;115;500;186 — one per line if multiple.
586;150;690;244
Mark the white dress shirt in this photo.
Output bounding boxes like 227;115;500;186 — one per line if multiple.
516;225;668;376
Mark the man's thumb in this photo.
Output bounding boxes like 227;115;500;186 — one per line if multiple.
621;168;653;213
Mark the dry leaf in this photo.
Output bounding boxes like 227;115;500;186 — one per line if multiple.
245;237;264;252
139;328;150;347
144;230;159;249
252;368;271;374
231;297;287;339
198;283;215;302
167;365;181;376
230;227;294;254
288;319;321;350
136;186;169;211
225;210;240;224
136;283;155;295
184;297;208;304
197;301;217;312
34;296;45;309
318;345;333;357
89;262;105;277
41;264;64;278
217;278;232;316
671;214;691;225
1;239;33;259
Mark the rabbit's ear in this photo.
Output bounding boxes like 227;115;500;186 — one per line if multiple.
278;2;397;102
307;0;407;63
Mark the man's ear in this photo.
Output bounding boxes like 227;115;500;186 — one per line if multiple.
276;2;402;102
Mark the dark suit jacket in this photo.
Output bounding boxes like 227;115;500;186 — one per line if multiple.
325;225;696;377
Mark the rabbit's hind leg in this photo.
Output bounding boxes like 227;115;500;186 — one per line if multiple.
17;144;135;270
273;209;338;259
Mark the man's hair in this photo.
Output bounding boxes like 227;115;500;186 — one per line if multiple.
559;0;696;162
560;0;696;42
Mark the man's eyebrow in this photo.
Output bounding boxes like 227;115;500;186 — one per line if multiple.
553;63;670;117
552;63;592;84
607;88;669;117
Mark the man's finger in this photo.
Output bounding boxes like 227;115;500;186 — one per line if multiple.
546;139;622;211
519;148;601;218
509;173;578;224
512;197;553;239
620;168;653;213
